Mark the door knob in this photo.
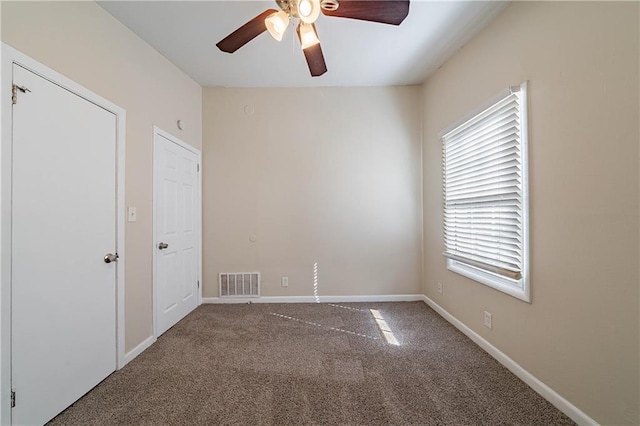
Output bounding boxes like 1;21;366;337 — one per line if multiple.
158;242;169;250
104;253;119;263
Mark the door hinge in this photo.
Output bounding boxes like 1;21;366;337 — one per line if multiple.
12;84;31;105
197;163;200;172
197;280;200;289
10;390;15;408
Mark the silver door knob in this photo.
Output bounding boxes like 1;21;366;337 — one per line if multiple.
104;253;119;263
158;242;169;250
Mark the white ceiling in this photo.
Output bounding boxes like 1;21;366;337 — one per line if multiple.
98;1;508;87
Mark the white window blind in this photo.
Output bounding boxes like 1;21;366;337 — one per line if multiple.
442;82;529;299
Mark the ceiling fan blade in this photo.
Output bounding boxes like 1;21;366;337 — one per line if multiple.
322;0;409;25
302;43;328;77
296;24;327;77
216;9;278;53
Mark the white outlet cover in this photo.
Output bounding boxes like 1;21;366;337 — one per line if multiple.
127;207;137;222
484;311;492;329
281;277;289;287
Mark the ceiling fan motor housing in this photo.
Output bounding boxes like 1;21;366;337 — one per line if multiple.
275;0;338;17
275;0;294;15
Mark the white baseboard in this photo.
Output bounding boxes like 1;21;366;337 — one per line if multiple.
421;295;598;426
123;335;156;366
202;294;424;304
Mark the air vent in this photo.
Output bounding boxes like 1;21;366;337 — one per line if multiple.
219;272;260;298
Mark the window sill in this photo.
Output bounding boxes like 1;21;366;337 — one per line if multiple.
447;259;530;303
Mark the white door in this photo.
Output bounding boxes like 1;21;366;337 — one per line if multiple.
154;131;200;337
11;65;117;425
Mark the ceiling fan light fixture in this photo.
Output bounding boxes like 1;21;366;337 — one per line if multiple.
297;0;320;24
299;22;320;49
265;10;290;41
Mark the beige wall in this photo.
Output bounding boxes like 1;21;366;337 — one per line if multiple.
3;1;638;423
1;1;203;352
202;87;422;299
421;2;639;424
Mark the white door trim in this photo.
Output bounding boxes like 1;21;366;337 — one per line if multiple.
0;43;127;425
152;126;202;339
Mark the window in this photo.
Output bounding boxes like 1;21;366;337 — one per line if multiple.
441;82;529;302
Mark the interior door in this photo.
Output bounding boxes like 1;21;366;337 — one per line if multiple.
154;132;200;337
11;64;117;425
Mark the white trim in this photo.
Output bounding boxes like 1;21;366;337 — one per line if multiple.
153;126;200;156
197;140;202;308
0;43;127;424
421;295;598;426
203;294;425;304
115;87;127;372
519;81;530;303
123;335;156;365
152;126;202;339
0;45;12;426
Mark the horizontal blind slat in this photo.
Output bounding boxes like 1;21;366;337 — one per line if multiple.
447;187;521;202
445;245;522;264
444;213;522;222
446;119;519;157
445;225;522;236
446;164;521;188
445;220;522;230
447;145;520;174
444;230;522;243
444;237;522;254
447;192;522;205
446;177;521;197
445;234;523;252
446;120;519;158
447;158;521;182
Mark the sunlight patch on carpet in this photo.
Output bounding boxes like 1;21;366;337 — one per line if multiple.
270;312;379;340
370;309;400;346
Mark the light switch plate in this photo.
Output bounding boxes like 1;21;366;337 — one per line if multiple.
128;207;137;222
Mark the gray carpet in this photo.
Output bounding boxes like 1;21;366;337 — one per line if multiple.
49;302;575;425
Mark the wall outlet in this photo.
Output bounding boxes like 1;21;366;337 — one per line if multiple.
437;282;443;294
281;277;289;287
484;311;493;329
127;206;137;222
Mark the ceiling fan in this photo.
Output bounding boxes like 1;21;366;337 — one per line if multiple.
216;0;410;77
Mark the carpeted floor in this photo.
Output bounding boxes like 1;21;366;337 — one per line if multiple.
49;302;575;425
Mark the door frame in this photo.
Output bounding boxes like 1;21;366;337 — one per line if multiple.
152;126;202;339
0;43;127;424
